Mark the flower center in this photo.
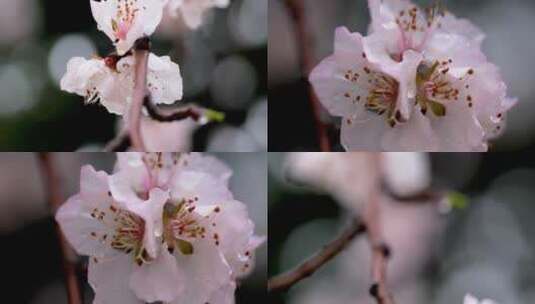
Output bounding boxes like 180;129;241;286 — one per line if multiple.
392;3;444;58
163;199;221;255
343;65;402;128
364;70;402;127
415;59;475;117
111;0;141;42
90;204;149;266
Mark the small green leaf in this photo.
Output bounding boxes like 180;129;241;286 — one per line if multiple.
429;100;446;117
177;239;194;255
447;191;469;210
205;109;226;123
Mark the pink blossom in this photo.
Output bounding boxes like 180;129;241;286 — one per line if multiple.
56;153;263;304
90;0;167;55
309;0;516;151
60;53;183;115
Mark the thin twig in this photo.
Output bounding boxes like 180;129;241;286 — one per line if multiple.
103;129;131;152
37;153;82;304
365;154;395;304
128;37;150;151
144;96;202;122
268;218;367;293
284;0;331;152
382;182;445;203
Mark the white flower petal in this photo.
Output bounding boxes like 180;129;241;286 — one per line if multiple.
60;57;106;97
88;255;142;304
381;109;438;151
147;54;183;105
90;0;166;55
168;0;230;29
428;100;487;152
205;281;236;304
181;153;233;184
170;170;233;207
439;12;485;47
309;55;360;117
341;112;388;151
129;247;183;303
171;240;232;304
55;166;119;258
212;199;256;275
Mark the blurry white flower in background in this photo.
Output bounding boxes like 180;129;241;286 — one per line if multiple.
211;55;257;111
0;63;35;114
228;0;267;48
267;0;300;85
180;35;218;97
207;125;259;152
284;152;431;212
383;153;431;198
244;98;268;150
168;0;230;29
0;0;40;46
141;117;198;152
48;34;97;87
207;98;267;152
284;195;444;304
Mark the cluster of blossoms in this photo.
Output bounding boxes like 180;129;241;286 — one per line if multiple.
56;153;263;304
61;0;229;116
310;0;516;151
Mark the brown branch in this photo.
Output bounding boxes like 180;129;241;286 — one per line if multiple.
382;181;445;203
284;0;331;152
37;153;82;304
268;218;367;293
144;96;202;122
128;37;150;151
365;154;395;304
103;129;131;152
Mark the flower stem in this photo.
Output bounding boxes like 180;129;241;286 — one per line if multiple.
37;153;82;304
284;0;331;151
267;218;366;293
144;96;202;122
128;37;151;151
104;129;131;152
365;154;395;304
